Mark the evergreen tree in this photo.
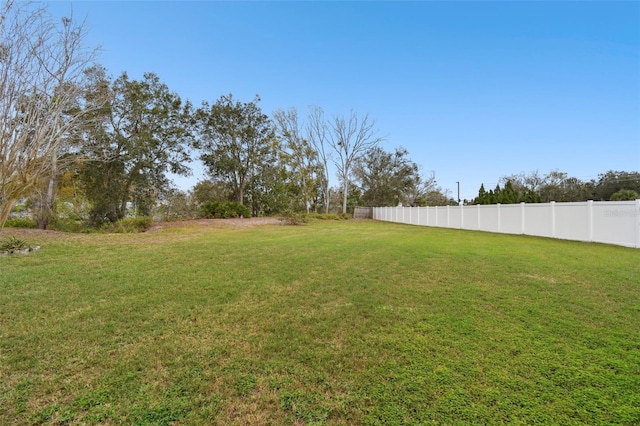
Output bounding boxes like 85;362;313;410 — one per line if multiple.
475;184;488;204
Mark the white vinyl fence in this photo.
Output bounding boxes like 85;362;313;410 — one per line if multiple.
373;200;640;249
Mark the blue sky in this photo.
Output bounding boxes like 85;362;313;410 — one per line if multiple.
49;1;639;201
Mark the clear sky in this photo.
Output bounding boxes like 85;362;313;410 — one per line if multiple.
48;1;639;202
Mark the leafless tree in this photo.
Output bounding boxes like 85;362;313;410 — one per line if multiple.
327;110;384;213
306;106;332;213
0;1;98;229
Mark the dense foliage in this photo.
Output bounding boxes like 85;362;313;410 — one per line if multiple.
196;95;277;210
201;201;251;219
473;170;640;204
100;216;153;233
78;67;194;225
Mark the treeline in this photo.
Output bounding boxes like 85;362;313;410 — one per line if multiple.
2;4;636;231
1;2;449;230
22;72;447;230
473;170;640;205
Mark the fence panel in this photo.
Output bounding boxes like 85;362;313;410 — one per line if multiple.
464;206;479;230
591;201;638;248
372;200;640;249
449;206;463;228
478;205;499;233
417;207;428;226
500;204;523;234
523;204;553;238
554;202;589;242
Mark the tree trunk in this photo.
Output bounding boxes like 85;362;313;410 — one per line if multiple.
0;198;17;231
342;180;348;214
38;151;59;230
325;188;330;214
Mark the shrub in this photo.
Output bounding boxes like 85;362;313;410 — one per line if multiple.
280;210;308;225
305;213;350;221
0;236;30;252
48;218;95;233
101;216;153;233
610;189;639;201
201;201;251;219
3;218;37;228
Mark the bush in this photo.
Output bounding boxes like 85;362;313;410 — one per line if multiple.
201;201;251;219
610;189;639;201
101;216;153;233
305;213;350;221
48;218;95;233
280;210;308;225
3;218;37;228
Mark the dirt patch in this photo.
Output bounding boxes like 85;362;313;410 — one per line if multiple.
147;217;283;232
0;217;284;239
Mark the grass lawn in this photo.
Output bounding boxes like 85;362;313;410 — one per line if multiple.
1;220;639;425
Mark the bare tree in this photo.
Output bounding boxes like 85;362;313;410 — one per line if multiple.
327;110;384;213
306;106;332;213
404;170;438;207
0;1;98;229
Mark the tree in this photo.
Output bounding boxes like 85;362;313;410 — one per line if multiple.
404;171;438;207
475;184;489;204
155;188;193;221
592;171;640;201
327;110;384;213
196;95;276;207
0;1;98;229
610;189;639;201
79;68;194;224
537;171;589;202
53;168;91;222
246;157;289;216
307;106;332;213
496;180;518;204
497;172;540;203
273;108;323;213
424;189;458;206
189;179;230;207
353;146;420;207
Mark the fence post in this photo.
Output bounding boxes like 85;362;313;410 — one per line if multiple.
587;200;593;243
520;202;525;234
497;203;501;233
550;201;556;238
636;199;640;248
477;204;481;230
447;205;450;228
460;205;464;229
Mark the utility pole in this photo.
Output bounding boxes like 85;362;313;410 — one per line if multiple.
456;181;461;205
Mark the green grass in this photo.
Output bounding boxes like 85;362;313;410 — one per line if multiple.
1;221;639;425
